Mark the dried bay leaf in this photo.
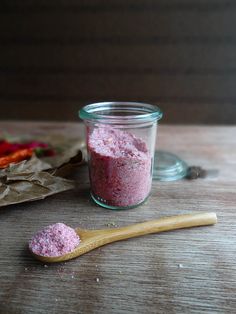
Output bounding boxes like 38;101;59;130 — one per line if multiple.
0;175;74;207
0;135;85;207
0;184;10;200
0;155;51;177
0;159;74;207
42;137;85;169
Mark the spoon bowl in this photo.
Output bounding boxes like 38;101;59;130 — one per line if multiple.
31;212;217;263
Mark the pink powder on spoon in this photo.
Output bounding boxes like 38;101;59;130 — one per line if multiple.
29;223;80;257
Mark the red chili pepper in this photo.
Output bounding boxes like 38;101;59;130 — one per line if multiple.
0;139;56;160
0;140;14;156
19;141;49;150
0;148;33;168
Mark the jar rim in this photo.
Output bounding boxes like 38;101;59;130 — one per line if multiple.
79;101;163;123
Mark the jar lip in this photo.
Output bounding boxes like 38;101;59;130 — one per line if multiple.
79;101;163;123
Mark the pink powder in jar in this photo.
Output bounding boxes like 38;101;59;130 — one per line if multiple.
29;223;80;257
88;127;152;208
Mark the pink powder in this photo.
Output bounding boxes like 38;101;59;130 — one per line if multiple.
88;127;152;207
29;223;80;257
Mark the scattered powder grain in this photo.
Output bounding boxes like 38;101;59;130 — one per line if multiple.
29;223;80;257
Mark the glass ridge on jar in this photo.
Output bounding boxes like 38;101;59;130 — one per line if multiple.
79;102;162;210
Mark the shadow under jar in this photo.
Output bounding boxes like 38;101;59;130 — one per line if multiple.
79;102;162;210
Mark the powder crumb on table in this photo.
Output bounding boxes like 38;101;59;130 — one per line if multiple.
96;278;100;282
178;264;184;268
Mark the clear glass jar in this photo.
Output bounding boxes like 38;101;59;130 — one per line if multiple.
79;102;162;210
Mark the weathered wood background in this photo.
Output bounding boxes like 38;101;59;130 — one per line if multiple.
0;0;236;123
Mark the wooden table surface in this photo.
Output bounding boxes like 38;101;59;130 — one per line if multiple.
0;122;236;314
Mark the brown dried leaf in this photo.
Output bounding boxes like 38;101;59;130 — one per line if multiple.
0;135;85;207
0;173;74;207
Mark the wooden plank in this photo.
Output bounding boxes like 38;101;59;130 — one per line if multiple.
0;9;235;40
0;123;236;314
2;0;236;10
0;102;80;122
0;45;235;71
0;102;235;124
0;73;235;100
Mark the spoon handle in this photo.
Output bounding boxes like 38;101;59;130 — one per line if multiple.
100;212;217;243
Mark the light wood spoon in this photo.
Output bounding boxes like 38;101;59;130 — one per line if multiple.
31;212;217;263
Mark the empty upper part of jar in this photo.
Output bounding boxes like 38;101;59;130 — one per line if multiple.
79;102;163;125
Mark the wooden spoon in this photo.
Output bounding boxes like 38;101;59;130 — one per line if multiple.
31;212;217;263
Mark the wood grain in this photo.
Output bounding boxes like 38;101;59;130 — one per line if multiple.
2;0;236;9
0;45;235;71
1;9;235;39
0;102;235;124
1;73;235;99
0;0;236;123
0;122;236;314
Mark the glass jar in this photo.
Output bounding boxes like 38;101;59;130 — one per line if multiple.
79;102;162;210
